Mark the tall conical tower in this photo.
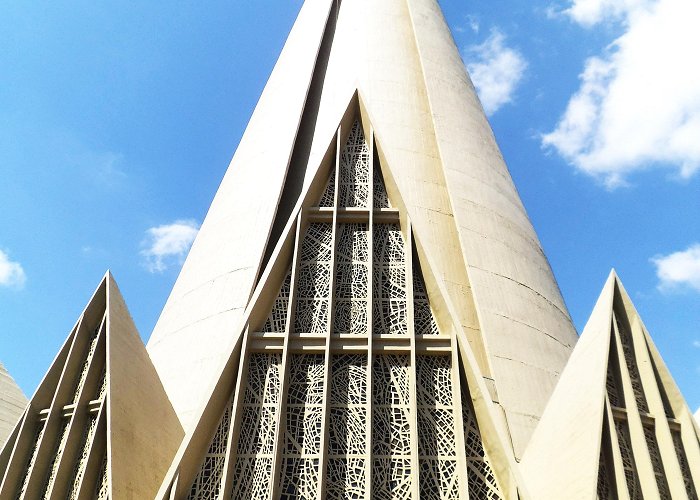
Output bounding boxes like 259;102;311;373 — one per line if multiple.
146;0;578;486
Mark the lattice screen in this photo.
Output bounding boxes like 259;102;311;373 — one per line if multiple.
599;300;700;500
2;308;109;500
184;119;503;499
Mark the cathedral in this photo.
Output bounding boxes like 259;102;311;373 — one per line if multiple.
1;0;698;498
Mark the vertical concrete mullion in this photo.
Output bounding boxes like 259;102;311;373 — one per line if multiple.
612;312;659;498
405;221;420;500
318;126;341;500
48;314;107;500
269;213;304;499
365;127;375;499
72;393;107;499
629;316;685;497
604;398;632;500
449;331;470;500
219;327;252;500
24;314;92;500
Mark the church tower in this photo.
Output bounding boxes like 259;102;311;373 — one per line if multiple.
3;0;698;498
147;0;578;497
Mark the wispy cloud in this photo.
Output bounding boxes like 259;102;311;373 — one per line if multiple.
141;220;199;273
693;340;700;348
651;243;700;292
0;249;26;289
464;30;528;115
544;0;700;188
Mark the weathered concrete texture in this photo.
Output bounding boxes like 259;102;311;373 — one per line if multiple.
106;275;184;500
146;0;578;458
271;0;577;458
0;363;26;450
520;272;615;499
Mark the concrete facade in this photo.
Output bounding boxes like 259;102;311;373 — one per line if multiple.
0;273;183;500
146;0;578;460
522;272;700;499
2;0;698;498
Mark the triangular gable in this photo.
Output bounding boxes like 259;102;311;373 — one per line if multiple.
0;273;183;500
157;105;522;499
522;271;700;499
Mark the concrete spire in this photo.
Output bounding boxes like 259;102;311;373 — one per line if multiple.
0;273;183;499
0;362;26;450
147;0;578;460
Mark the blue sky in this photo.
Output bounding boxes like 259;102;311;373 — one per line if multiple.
1;0;698;418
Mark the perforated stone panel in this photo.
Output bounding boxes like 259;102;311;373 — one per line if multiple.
614;419;643;500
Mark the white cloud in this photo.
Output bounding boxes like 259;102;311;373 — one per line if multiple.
693;340;700;348
141;220;199;273
651;243;700;292
564;0;651;25
0;249;26;289
465;30;528;115
544;0;700;187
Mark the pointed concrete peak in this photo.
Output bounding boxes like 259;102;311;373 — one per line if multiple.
609;269;646;325
0;361;27;450
521;271;617;498
104;269;184;500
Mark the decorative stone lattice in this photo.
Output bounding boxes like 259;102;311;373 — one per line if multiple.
295;223;333;335
339;121;370;208
460;364;502;499
211;118;506;498
280;354;325;498
16;420;46;499
72;327;101;404
417;355;459;499
319;169;336;207
648;346;675;419
643;425;671;499
373;164;391;209
672;430;698;499
97;371;107;401
372;355;412;498
596;446;612;500
605;357;623;408
42;420;71;499
95;454;109;500
262;272;292;333
414;267;439;336
334;224;369;335
328;355;368;498
68;414;98;500
187;399;233;499
614;420;643;500
231;353;282;498
327;458;366;500
615;316;649;414
373;225;407;336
